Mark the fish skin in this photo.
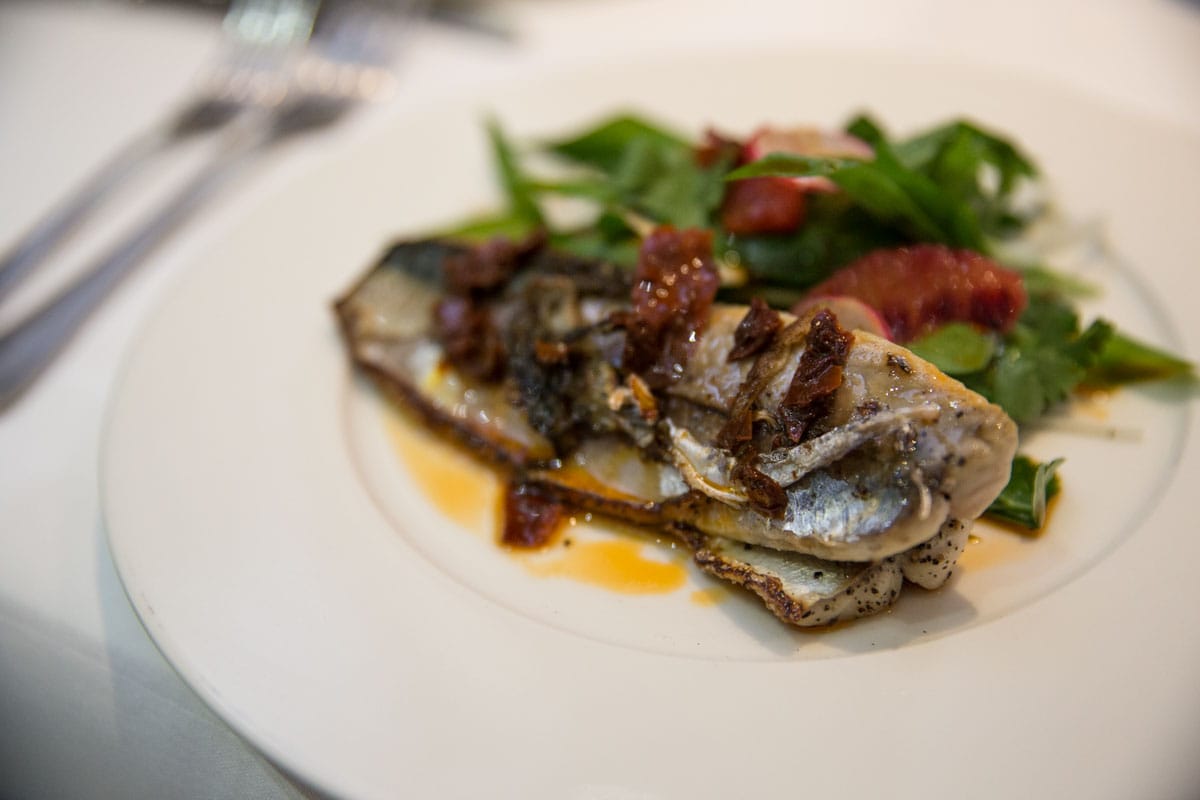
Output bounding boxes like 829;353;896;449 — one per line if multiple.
900;518;971;589
683;530;905;627
335;239;1018;626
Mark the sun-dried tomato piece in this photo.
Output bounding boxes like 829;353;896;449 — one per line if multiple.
728;297;783;361
798;244;1027;342
694;128;744;168
501;482;565;548
732;458;788;517
442;231;546;295
720;177;806;235
622;227;720;388
777;310;852;444
432;295;506;382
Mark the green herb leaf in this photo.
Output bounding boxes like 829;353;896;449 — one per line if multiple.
486;117;544;228
1017;265;1099;299
1084;331;1196;386
850;114;1041;239
576;134;729;230
985;455;1063;529
549;211;641;267
961;296;1113;423
721;194;902;287
889;117;1038;238
546;114;690;174
907;323;998;375
440;211;538;242
726;120;988;250
527;178;618;203
725;154;861;181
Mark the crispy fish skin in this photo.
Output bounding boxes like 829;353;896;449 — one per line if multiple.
335;239;1017;627
682;530;905;627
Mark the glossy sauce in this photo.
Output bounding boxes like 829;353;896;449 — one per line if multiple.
958;521;1038;571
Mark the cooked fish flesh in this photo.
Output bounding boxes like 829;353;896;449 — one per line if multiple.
335;233;1017;626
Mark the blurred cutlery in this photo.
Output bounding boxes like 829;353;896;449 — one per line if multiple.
0;0;423;409
0;0;320;303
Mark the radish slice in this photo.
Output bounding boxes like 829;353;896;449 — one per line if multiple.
791;295;894;340
743;126;873;192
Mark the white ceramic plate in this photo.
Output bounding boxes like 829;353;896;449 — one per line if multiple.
103;50;1200;799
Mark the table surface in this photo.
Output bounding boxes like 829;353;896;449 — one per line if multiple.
2;1;1198;798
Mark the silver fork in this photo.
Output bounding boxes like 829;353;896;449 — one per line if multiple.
0;0;423;409
0;0;320;302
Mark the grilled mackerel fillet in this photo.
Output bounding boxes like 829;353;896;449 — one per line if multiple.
335;236;1017;627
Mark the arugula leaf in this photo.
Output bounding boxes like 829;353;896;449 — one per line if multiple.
528;177;617;204
879;116;1039;238
610;137;728;228
726;154;861;180
486;117;544;228
1017;265;1099;299
539;116;731;232
876;113;1040;240
907;323;998;375
725;119;988;250
726;154;975;247
546;114;690;174
985;455;1063;529
1084;331;1196;387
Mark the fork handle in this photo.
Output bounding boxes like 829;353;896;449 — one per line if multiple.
0;129;265;409
0;96;251;305
0;129;176;303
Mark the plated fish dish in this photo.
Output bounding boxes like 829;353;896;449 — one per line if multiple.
336;113;1192;627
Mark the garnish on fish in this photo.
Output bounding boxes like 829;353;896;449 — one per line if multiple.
335;230;1018;627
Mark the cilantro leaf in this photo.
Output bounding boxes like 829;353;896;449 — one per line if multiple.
961;296;1113;423
907;323;998;375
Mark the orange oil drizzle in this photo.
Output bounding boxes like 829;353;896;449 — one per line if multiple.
689;586;732;607
385;412;701;598
382;408;500;535
958;522;1038;571
518;526;690;595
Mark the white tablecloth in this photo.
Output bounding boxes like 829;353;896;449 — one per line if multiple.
2;1;1198;797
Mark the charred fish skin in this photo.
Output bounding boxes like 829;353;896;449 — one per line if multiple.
684;530;905;628
335;237;1018;628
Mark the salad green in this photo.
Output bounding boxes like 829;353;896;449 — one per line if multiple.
442;112;1194;530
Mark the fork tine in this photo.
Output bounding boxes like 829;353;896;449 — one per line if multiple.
223;0;320;47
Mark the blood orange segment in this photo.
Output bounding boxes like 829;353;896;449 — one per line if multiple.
796;244;1027;343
